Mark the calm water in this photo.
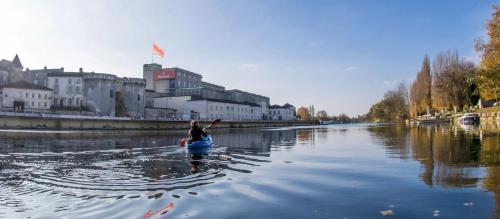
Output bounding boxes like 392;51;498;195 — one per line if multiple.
1;124;500;219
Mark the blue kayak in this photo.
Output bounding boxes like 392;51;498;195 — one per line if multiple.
185;135;214;154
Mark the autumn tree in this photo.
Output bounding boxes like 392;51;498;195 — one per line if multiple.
368;83;409;122
296;107;311;120
410;55;432;117
316;110;328;120
475;5;500;100
431;50;476;111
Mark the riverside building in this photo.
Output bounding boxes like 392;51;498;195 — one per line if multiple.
0;81;53;112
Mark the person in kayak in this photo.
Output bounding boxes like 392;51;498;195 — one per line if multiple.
187;120;208;144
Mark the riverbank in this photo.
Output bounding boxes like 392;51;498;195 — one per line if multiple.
451;106;500;124
0;114;317;130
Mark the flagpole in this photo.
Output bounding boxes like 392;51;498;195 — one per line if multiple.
151;42;154;64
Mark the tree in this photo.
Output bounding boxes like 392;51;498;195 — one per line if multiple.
475;5;500;100
368;83;409;122
432;50;476;111
296;107;311;120
115;92;126;117
410;55;432;117
316;110;328;120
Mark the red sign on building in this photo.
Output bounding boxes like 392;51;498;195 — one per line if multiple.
153;69;176;80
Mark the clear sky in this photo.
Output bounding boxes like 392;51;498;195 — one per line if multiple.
0;0;497;116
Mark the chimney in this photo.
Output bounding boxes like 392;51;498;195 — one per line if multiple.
44;66;47;70
61;67;64;72
79;68;83;73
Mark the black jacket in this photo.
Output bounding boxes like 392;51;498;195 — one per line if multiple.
188;126;207;142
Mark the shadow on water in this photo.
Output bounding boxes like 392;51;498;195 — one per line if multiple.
367;122;500;217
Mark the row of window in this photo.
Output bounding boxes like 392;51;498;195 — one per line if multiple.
271;110;293;115
26;101;49;108
54;97;81;106
6;92;51;100
178;72;200;81
209;104;255;113
53;85;81;95
53;78;82;85
177;81;200;88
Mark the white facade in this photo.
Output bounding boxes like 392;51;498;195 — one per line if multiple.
1;84;52;111
183;99;262;121
269;105;296;120
47;74;84;108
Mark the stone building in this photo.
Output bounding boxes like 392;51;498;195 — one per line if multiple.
82;72;117;116
269;103;296;120
47;71;84;109
24;67;64;87
116;77;146;118
143;64;202;96
0;81;52;112
184;97;262;121
201;81;227;100
0;55;24;85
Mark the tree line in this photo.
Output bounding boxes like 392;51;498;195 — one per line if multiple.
367;5;500;122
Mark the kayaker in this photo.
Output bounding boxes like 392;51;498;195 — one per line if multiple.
187;120;208;144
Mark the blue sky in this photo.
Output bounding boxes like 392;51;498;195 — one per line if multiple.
0;0;497;116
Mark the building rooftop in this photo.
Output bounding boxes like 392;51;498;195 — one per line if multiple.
167;67;202;78
48;72;84;77
12;54;23;69
0;81;53;91
269;103;295;109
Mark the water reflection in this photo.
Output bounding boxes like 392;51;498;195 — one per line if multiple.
368;123;500;217
1;125;500;218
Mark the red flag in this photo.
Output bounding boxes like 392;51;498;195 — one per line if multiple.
152;42;165;58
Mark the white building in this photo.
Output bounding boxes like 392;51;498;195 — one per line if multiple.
0;81;53;112
269;103;296;120
47;72;84;109
183;98;262;121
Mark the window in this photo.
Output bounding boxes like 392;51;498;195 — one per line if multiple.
110;90;114;98
25;93;28;98
76;98;80;105
38;93;41;99
76;78;81;84
44;94;47;99
34;80;38;85
138;94;141;101
75;86;80;94
44;102;47;107
178;81;181;86
31;101;34;107
55;78;59;84
68;78;72;84
32;93;35;98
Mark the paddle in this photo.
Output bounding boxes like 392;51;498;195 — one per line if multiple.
180;119;222;147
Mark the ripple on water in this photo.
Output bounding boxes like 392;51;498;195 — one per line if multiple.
0;143;267;218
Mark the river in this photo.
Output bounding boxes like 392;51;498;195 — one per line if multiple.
0;123;499;218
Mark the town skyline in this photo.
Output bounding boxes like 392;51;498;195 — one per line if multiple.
0;0;497;116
